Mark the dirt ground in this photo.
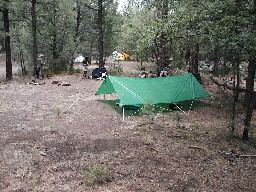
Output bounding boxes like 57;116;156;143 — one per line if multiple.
0;59;256;192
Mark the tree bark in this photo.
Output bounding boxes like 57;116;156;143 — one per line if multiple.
70;0;82;67
243;106;254;140
244;58;256;108
188;42;199;74
98;0;104;67
242;0;256;140
15;27;26;75
31;0;38;77
243;56;256;140
234;56;241;102
158;0;169;68
158;32;168;68
3;0;12;80
19;49;26;75
188;42;201;83
50;31;60;72
231;75;236;133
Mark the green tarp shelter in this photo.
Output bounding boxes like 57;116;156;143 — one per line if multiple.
96;73;210;107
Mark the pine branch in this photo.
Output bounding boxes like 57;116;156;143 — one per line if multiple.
210;75;256;96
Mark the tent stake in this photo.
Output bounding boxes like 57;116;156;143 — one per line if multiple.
175;103;188;116
69;97;80;109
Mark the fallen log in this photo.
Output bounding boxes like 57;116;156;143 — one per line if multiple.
225;152;256;158
239;154;256;158
58;81;71;86
52;80;61;84
25;80;46;85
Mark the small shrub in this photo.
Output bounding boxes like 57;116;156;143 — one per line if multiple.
83;165;111;187
140;102;155;121
175;112;181;128
200;73;211;85
108;64;123;76
240;143;251;153
53;103;62;118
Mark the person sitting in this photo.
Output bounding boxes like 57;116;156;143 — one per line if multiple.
139;71;148;78
139;66;148;78
158;67;169;77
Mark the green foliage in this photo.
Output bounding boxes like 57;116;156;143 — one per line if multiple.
3;0;256;77
118;4;159;61
67;66;80;75
140;102;155;116
83;165;111;187
7;0;120;75
103;0;121;56
116;0;256;72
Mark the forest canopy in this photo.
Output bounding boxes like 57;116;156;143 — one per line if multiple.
0;0;255;71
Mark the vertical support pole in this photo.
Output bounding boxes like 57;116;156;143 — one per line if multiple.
122;106;125;121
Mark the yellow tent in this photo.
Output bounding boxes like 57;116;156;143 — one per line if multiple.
116;53;130;61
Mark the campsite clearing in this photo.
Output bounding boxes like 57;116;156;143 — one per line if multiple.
0;61;256;191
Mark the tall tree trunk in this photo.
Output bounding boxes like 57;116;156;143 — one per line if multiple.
19;49;26;75
188;42;199;74
3;0;12;80
71;0;82;67
234;0;242;102
98;0;104;67
188;42;201;83
158;0;169;68
15;27;26;75
231;74;236;133
243;57;256;140
158;32;168;68
75;3;81;40
243;107;254;141
242;0;256;140
235;56;241;102
185;46;190;67
50;32;59;72
31;0;38;77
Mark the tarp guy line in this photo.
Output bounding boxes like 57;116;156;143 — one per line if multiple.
111;77;145;104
